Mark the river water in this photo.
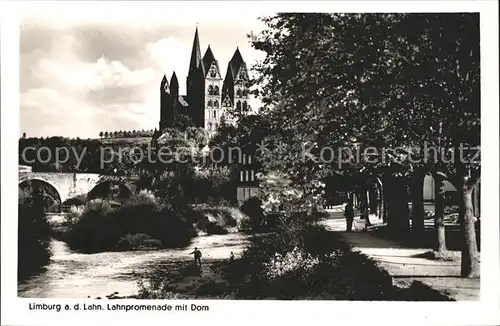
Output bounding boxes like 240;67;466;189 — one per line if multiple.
18;225;252;298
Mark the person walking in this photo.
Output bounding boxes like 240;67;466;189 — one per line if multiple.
345;201;354;232
229;251;235;262
190;247;202;268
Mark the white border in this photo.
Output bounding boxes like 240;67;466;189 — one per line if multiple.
2;1;499;326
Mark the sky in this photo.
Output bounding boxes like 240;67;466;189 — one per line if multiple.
19;2;268;138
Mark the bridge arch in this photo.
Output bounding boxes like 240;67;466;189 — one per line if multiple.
87;178;133;201
19;178;62;211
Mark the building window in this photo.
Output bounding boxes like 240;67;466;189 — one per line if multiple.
208;85;214;95
214;100;219;108
240;171;244;182
236;101;241;111
242;154;246;165
236;89;242;97
248;155;252;164
243;101;248;111
251;170;254;181
214;86;220;95
214;110;217;120
210;70;217;78
246;170;249;182
208;100;213;107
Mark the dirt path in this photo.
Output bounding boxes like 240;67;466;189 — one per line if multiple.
322;218;480;301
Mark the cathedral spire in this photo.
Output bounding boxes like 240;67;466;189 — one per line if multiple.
160;74;169;91
189;26;202;73
170;71;178;88
170;71;179;97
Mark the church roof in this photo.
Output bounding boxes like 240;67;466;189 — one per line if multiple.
188;27;202;74
202;45;220;77
222;62;234;102
228;47;247;79
170;72;179;89
160;75;168;90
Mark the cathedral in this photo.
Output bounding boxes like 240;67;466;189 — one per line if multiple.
157;26;251;136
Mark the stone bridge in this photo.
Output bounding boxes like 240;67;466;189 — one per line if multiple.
19;171;101;203
19;167;138;203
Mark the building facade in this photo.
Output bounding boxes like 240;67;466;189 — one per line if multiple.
157;27;251;136
236;150;260;204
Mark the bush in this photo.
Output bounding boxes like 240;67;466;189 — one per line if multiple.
65;192;196;253
143;238;162;248
63;194;87;207
18;188;52;282
63;205;84;225
240;198;265;231
115;233;162;250
228;210;392;299
264;247;320;281
189;204;249;234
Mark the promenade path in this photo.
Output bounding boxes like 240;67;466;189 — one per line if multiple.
322;216;480;301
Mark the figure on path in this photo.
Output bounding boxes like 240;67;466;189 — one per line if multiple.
190;247;202;268
345;201;354;232
229;251;235;262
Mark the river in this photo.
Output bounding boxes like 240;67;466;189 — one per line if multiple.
18;223;252;298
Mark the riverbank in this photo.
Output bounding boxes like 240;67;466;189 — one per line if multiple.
18;233;252;299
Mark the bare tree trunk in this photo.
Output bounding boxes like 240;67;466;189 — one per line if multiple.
381;178;388;223
459;178;480;278
377;177;384;220
433;173;447;253
472;185;480;217
365;188;372;226
411;169;425;234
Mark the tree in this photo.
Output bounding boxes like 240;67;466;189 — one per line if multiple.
99;131;104;138
104;131;109;138
250;13;480;276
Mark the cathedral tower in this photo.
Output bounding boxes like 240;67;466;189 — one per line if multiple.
186;26;205;127
156;27;251;138
159;74;173;131
202;45;223;133
222;47;250;123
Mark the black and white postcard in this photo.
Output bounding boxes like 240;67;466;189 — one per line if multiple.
1;1;499;326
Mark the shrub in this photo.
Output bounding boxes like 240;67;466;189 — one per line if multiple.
18;188;52;282
65;199;117;252
143;239;162;248
66;193;196;253
82;198;114;216
264;247;320;281
64;205;84;225
63;194;87;207
206;222;229;235
189;204;249;234
240;198;265;231
115;233;162;250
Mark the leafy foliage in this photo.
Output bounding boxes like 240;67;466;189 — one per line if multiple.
65;193;196;253
249;13;480;275
18;187;52;282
